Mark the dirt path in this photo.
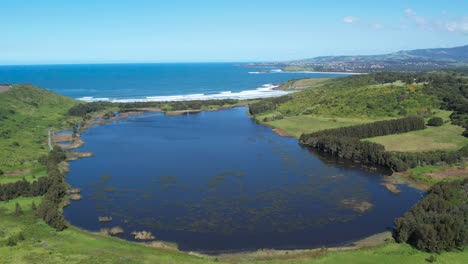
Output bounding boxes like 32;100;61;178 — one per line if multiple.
0;85;11;93
48;130;53;151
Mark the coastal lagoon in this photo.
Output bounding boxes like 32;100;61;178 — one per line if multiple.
64;107;423;253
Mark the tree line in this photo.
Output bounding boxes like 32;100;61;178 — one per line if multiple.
36;146;68;230
299;117;466;172
0;146;68;230
300;116;426;140
0;177;51;201
68;99;240;118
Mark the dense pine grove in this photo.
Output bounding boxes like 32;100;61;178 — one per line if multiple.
0;177;51;201
394;179;468;253
299;117;465;172
300;116;426;140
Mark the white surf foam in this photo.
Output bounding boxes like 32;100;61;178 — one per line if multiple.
77;84;291;103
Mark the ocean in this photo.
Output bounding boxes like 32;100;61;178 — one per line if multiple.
0;63;348;101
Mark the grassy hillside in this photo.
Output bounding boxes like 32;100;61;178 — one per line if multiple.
255;74;467;152
276;77;438;118
0;85;78;171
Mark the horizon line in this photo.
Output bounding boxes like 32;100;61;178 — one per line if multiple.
0;61;264;67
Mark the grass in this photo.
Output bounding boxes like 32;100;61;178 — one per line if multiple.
276;76;439;118
256;114;379;138
396;162;468;185
0;85;79;171
366;110;468;152
278;243;468;264
280;78;330;90
0;167;47;184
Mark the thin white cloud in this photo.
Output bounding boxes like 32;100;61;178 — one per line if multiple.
404;8;468;34
404;8;428;26
343;16;359;24
343;16;384;30
437;17;468;33
372;23;384;29
404;8;416;16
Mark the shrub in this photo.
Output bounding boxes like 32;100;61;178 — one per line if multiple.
6;237;17;247
263;115;284;122
15;202;22;216
427;117;444;127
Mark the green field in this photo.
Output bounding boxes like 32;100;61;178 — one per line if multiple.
396;162;468;185
256;114;379;138
366;110;468;152
0;165;47;185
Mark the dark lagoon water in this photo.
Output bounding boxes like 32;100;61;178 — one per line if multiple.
64;107;423;253
0;63;347;102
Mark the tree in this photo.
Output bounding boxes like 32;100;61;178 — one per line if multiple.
15;202;22;216
427;117;444;127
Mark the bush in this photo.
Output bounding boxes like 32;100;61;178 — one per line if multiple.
263;115;284;122
6;237;17;247
427;117;444;127
249;96;292;115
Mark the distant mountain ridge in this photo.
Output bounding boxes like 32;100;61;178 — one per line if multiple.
395;45;468;61
250;44;468;73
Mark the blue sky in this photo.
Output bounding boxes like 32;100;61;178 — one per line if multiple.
1;0;468;64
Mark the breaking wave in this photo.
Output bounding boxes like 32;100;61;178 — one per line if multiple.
77;84;292;103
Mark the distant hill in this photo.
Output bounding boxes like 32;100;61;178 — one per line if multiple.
250;44;468;73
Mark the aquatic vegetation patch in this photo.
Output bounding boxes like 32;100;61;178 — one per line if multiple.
98;216;113;223
132;231;155;240
340;199;374;213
